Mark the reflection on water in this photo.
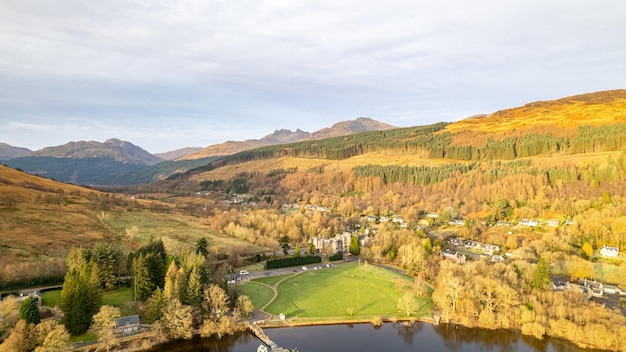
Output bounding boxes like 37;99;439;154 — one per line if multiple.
149;322;600;352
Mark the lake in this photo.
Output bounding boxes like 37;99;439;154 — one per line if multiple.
148;322;601;352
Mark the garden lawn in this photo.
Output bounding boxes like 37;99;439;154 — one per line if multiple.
263;262;432;319
41;287;133;309
237;282;275;310
42;289;62;308
252;274;292;286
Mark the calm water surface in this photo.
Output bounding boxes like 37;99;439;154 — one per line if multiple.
149;322;598;352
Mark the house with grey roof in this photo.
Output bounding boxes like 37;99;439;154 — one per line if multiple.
115;315;141;336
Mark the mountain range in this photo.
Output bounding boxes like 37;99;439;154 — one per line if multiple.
1;117;395;185
2;90;625;185
180;117;395;159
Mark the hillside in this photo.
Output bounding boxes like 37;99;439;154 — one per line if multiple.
181;90;626;178
0;164;264;290
3;138;169;185
182;117;395;160
444;89;626;146
32;138;163;165
305;117;395;140
0;142;32;160
107;156;220;185
0;164;110;286
155;147;203;161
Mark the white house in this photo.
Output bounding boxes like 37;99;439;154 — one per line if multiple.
600;245;619;258
519;219;539;227
546;220;560;227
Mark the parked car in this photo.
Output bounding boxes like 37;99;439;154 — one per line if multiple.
302;266;308;271
239;270;249;275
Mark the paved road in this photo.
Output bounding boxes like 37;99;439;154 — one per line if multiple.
236;259;352;282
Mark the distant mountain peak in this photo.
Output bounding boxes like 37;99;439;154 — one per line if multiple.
181;117;396;160
306;117;396;140
0;143;32;160
155;147;203;161
32;139;163;165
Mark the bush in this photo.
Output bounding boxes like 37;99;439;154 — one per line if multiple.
370;316;383;327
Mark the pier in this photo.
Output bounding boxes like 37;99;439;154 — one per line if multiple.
246;322;296;352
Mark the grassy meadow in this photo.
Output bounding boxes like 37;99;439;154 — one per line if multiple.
101;210;265;255
42;287;135;313
236;281;275;310
240;262;433;320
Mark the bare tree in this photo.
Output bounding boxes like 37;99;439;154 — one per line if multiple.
97;211;110;223
125;225;139;242
397;291;417;317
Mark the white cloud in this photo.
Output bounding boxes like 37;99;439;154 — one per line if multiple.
1;0;625;152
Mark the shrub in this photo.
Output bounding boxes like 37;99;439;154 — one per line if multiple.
370;316;383;327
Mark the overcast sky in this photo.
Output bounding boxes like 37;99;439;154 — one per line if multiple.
1;1;625;153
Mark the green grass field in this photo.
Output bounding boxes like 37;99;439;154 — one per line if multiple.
42;286;134;310
241;262;432;320
252;274;291;286
236;281;275;310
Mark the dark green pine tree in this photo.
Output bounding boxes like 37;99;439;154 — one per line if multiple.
279;235;290;256
134;254;156;301
19;295;40;324
91;242;121;290
195;237;209;257
60;261;102;335
135;239;167;290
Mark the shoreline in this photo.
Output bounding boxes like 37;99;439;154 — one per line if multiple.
70;312;616;352
256;315;436;329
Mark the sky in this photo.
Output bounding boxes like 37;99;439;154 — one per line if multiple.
1;1;625;154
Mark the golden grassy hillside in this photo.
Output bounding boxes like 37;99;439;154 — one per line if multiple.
0;165;264;285
444;90;626;146
0;165;109;278
192;153;475;181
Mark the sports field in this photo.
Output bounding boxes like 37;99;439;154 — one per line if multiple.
238;262;432;320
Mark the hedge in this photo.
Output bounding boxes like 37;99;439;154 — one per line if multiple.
265;256;322;269
328;252;343;261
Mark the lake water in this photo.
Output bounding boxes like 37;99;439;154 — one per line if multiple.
148;322;599;352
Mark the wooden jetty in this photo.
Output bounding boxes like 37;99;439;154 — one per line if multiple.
246;322;296;352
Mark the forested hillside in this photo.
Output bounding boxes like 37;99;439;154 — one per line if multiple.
180;90;626;178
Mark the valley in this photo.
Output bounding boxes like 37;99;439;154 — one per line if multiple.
1;90;626;351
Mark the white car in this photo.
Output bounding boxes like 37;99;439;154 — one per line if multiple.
302;266;308;271
239;270;249;275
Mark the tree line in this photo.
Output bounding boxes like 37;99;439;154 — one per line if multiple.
0;236;255;351
181;123;626;178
